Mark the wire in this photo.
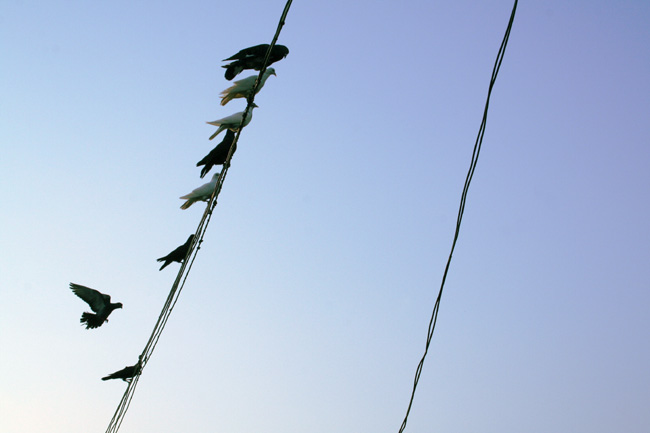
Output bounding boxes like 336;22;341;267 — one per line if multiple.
103;2;294;432
397;2;518;432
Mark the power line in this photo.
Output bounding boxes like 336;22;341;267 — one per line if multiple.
103;2;294;432
397;2;518;432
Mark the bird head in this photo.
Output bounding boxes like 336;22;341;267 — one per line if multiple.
266;67;276;76
277;45;289;58
116;302;123;309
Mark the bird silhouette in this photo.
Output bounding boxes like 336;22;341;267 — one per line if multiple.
102;357;142;382
157;234;195;270
69;283;122;329
196;130;236;178
220;68;275;106
180;173;219;209
207;104;257;140
222;44;289;80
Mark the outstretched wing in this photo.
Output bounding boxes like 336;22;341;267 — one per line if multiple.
70;283;108;312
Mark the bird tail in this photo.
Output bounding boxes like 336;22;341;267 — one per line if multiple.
180;199;194;210
223;63;243;81
199;165;210;178
80;312;103;329
220;94;233;106
157;257;170;270
208;126;225;140
101;374;114;381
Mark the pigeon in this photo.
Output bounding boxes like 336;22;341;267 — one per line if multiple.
102;357;142;382
69;283;122;329
207;104;257;140
223;44;289;80
180;173;219;209
157;234;195;270
220;68;276;106
197;130;236;178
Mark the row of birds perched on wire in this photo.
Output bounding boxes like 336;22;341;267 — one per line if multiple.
182;43;289;208
68;43;289;383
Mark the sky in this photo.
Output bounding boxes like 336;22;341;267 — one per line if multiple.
1;0;649;432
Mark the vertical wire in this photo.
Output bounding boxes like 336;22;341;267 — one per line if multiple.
397;2;518;432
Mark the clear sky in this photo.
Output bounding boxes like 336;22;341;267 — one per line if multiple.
1;1;649;432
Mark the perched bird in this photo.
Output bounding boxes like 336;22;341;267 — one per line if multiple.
102;357;142;382
207;104;257;140
69;283;122;329
220;68;276;106
197;130;236;178
180;173;219;209
157;234;195;270
223;44;289;80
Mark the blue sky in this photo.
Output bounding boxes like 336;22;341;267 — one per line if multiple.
1;1;649;432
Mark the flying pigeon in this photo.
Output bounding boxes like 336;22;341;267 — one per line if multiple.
157;234;195;270
207;104;257;140
197;130;236;178
180;173;219;209
220;68;276;106
222;44;289;80
102;357;142;382
69;283;122;329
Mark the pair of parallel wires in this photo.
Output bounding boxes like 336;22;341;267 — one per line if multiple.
103;0;517;431
398;1;518;432
104;2;294;432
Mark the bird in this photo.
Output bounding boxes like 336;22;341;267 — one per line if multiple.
102;357;142;382
207;104;257;140
157;234;195;270
220;68;276;106
222;44;289;80
180;173;219;209
69;283;122;329
196;130;236;178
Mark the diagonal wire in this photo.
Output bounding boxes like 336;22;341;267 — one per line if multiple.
103;2;294;432
397;2;518;432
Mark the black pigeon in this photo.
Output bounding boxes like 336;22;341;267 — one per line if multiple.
197;129;236;178
69;283;122;329
157;234;195;270
222;44;289;80
102;357;142;382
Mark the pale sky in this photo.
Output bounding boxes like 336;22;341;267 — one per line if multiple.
1;1;649;432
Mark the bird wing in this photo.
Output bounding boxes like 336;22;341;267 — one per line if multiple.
223;69;273;95
70;283;108;312
166;235;195;261
184;234;196;248
197;131;236;175
180;176;218;200
167;244;186;259
222;44;268;61
269;45;289;61
224;75;256;93
208;111;245;126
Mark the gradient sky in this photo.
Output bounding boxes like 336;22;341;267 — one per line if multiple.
1;1;649;432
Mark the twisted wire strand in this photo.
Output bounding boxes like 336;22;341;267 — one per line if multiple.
104;2;294;432
397;2;518;432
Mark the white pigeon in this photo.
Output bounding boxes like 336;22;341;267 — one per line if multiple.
206;104;257;140
179;173;220;209
220;68;276;106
